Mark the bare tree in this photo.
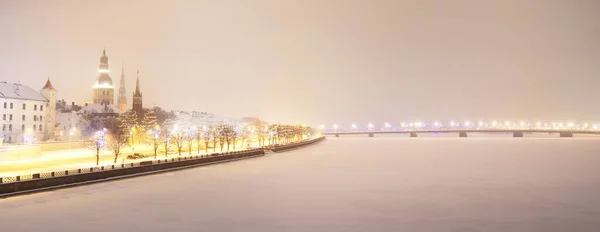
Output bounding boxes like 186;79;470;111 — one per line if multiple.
149;130;161;159
195;128;202;154
173;131;186;156
186;130;194;155
220;125;235;151
218;125;227;152
160;129;172;158
85;131;106;166
203;128;212;153
107;131;128;164
211;125;220;152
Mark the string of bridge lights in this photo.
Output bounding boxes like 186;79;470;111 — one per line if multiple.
319;120;600;131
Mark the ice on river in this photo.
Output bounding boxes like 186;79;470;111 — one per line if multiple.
1;137;600;231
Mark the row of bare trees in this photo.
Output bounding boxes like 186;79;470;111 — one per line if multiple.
86;118;316;166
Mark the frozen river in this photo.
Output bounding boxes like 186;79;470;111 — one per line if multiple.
1;137;600;231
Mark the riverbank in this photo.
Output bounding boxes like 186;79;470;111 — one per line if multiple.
0;136;326;197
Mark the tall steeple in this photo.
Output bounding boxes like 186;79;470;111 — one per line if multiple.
132;69;144;122
117;63;128;112
134;69;141;96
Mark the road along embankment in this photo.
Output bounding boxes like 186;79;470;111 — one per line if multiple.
0;137;326;197
266;136;326;152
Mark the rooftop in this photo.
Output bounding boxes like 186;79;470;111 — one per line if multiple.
0;81;49;102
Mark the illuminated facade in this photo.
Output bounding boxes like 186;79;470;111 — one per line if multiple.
92;49;114;105
0;79;57;144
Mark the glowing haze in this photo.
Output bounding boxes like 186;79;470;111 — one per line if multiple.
1;0;599;126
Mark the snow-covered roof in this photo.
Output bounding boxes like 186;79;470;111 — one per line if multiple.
56;112;82;130
0;81;48;102
78;104;122;114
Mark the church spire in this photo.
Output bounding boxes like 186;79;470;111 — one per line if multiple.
117;62;128;112
134;69;141;96
132;69;144;122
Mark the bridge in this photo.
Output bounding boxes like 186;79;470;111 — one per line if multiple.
324;129;600;138
320;120;600;138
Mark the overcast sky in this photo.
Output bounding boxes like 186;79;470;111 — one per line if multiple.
1;0;599;126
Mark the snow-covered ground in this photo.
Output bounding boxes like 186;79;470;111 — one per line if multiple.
1;138;600;231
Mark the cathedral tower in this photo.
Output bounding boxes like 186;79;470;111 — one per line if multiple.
117;64;128;112
132;69;144;122
92;49;114;105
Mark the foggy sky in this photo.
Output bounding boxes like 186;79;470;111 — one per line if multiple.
1;0;599;126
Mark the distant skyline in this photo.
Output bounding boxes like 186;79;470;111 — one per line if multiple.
1;0;599;126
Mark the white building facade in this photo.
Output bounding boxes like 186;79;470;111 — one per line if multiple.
0;80;57;144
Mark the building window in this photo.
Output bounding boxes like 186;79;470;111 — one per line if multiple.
23;104;26;110
10;103;13;109
22;115;25;121
21;124;24;131
34;105;37;111
33;125;37;131
40;105;43;111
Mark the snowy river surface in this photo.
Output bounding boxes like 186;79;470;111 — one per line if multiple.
1;137;600;231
